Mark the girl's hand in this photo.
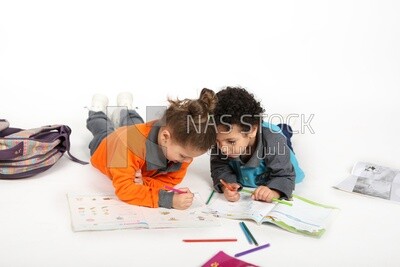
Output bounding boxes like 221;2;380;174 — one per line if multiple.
252;186;280;202
222;182;241;202
172;187;194;210
134;170;143;184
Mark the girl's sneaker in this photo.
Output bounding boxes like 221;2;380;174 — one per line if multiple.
117;92;133;109
90;94;109;113
111;92;134;127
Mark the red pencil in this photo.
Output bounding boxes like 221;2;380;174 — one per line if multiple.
220;179;235;191
183;239;237;242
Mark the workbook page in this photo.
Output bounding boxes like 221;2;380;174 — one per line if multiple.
206;192;276;224
266;196;335;234
67;192;220;231
140;193;221;228
67;193;148;231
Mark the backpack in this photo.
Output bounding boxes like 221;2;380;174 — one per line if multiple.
0;119;88;179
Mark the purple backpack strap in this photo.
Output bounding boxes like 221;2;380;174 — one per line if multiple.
0;121;88;165
1;120;88;179
59;125;88;165
0;127;22;138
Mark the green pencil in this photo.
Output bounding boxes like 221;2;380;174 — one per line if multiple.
272;198;293;206
240;188;254;194
241;188;293;206
205;190;215;205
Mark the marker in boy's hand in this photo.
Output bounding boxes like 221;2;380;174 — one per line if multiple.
172;187;194;210
220;179;241;202
219;179;235;191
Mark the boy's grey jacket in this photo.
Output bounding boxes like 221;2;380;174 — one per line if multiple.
210;126;296;199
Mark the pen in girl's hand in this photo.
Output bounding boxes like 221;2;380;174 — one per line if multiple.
165;185;186;194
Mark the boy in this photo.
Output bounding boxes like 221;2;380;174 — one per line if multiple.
210;87;304;202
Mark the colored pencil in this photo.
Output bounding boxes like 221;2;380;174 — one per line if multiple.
182;239;237;242
205;190;215;205
219;179;235;191
241;189;293;206
234;243;271;257
240;222;258;246
272;198;293;206
239;222;253;244
164;185;185;194
240;188;254;194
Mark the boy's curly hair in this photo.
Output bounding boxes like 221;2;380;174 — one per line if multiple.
214;86;264;132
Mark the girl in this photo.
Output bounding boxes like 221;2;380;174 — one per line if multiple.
87;89;217;209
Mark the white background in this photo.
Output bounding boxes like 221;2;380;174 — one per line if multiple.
1;1;399;266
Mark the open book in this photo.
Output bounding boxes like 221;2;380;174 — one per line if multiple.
67;192;220;232
334;161;400;202
205;191;337;238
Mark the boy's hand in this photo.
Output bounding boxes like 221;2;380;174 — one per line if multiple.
252;186;280;202
222;182;241;202
172;187;194;210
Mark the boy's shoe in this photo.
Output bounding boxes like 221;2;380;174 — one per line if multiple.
89;94;109;113
111;92;134;127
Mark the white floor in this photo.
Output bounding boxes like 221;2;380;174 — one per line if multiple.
1;1;399;266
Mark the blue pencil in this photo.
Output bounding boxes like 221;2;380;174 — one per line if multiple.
241;221;258;246
239;222;253;245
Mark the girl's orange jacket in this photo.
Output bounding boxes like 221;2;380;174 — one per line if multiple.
90;121;191;208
